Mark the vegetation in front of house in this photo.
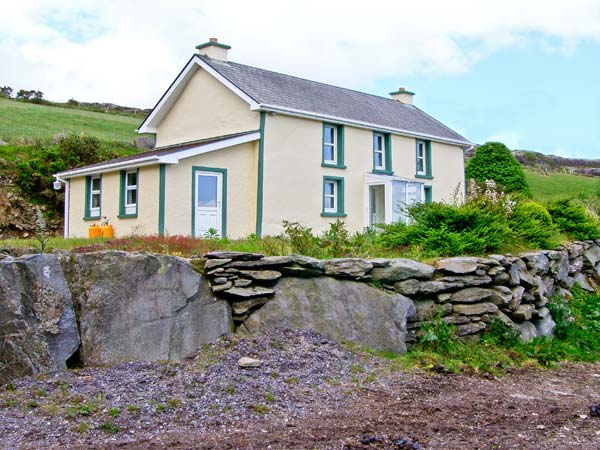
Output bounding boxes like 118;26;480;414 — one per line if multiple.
369;286;600;376
466;142;531;195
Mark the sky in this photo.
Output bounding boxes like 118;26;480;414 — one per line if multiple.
2;0;600;158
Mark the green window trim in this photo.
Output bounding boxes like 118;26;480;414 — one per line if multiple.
118;169;139;219
415;139;432;178
83;174;102;220
321;123;346;169
256;111;265;237
191;166;227;239
372;131;393;175
321;176;346;217
158;164;166;236
424;185;433;203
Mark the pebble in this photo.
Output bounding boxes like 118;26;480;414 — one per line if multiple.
237;357;262;368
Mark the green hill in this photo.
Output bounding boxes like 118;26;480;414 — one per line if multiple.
0;98;144;144
525;169;599;203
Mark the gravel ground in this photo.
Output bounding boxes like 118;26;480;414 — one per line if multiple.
2;330;600;449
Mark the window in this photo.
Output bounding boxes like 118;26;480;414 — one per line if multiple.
86;175;102;218
424;185;432;204
415;139;432;178
322;123;345;168
372;132;392;173
119;169;139;218
321;176;346;217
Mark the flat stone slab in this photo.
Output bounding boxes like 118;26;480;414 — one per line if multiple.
435;257;479;275
232;297;269;315
205;259;232;270
223;286;275;300
239;270;282;283
237;356;262;368
205;251;264;260
227;256;294;269
450;287;495;304
453;302;498;316
372;259;435;282
324;258;373;278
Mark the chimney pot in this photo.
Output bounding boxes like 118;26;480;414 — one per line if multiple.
209;37;218;43
195;37;231;61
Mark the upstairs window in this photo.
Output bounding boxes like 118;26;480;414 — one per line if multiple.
373;132;392;174
416;139;432;178
322;123;345;168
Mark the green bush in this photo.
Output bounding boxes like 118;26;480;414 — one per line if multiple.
547;198;600;240
510;201;560;248
378;202;514;256
466;142;530;195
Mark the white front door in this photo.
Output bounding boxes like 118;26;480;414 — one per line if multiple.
194;171;222;237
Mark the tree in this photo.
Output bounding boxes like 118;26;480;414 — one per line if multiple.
0;86;13;98
466;142;530;195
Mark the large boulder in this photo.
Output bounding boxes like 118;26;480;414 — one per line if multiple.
242;277;415;353
0;254;80;383
66;252;232;366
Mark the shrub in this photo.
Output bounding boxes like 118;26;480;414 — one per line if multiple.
547;198;600;240
466;142;530;195
510;201;560;248
282;220;320;257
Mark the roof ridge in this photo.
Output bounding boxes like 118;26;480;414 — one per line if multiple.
199;55;416;108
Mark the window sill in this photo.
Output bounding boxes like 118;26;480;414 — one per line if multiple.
83;216;101;221
321;212;347;218
321;163;347;169
415;174;433;179
118;213;138;219
372;169;394;175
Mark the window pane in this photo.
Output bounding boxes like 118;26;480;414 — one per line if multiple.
127;172;137;186
197;175;218;207
91;193;100;208
324;126;335;145
375;151;383;168
324;181;335;196
324;144;335;162
91;177;101;191
325;196;335;209
416;158;424;173
127;189;137;205
373;135;382;151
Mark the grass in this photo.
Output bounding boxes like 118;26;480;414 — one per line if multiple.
526;169;600;203
0;98;148;144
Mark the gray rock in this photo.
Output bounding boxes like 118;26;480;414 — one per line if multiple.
291;255;325;271
417;279;464;295
435;275;492;287
323;258;373;278
437;293;452;303
279;265;322;277
227;256;294;269
488;266;505;276
508;263;521;286
211;281;233;292
238;270;282;284
231;297;269;315
242;277;415;353
534;314;556;337
434;257;479;274
368;258;392;268
205;258;232;270
549;253;570;283
222;286;275;300
490;286;512;305
584;245;600;267
509;304;534;321
233;279;253;287
205;251;264;260
510;286;525;307
521;252;550;274
493;272;510;285
574;273;596;292
456;321;487;336
443;315;471;325
69;252;232;366
212;276;229;284
569;257;584;274
450;287;495;304
452;303;498;316
517;321;537;342
237;356;262;368
0;254;80;381
206;267;225;276
394;279;420;296
412;300;452;321
494;310;518;329
371;258;435;282
568;243;584;258
518;269;537;288
546;250;564;261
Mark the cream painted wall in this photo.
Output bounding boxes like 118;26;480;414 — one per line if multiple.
155;67;260;147
67;166;161;238
163;141;258;238
261;114;465;236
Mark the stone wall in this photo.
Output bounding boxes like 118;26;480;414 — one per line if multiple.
202;240;600;344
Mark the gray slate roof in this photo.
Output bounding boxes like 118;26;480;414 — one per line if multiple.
199;55;470;145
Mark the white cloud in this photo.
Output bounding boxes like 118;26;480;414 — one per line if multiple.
2;0;600;106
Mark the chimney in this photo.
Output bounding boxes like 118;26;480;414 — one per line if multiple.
195;37;231;61
389;87;415;105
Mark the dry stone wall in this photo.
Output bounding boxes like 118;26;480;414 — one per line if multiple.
203;240;600;345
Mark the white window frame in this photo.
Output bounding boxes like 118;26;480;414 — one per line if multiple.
124;170;138;215
90;176;101;217
373;133;385;170
323;180;338;213
323;125;337;165
416;140;426;175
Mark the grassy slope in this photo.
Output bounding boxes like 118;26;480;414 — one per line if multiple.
0;98;143;144
525;169;599;203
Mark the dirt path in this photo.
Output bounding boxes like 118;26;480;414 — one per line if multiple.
109;363;600;450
